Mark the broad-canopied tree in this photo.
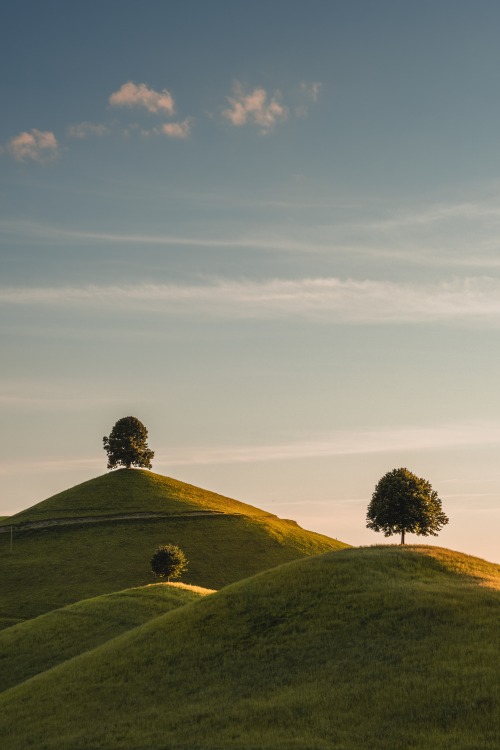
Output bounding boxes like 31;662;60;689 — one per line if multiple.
366;467;448;545
150;544;188;581
103;416;154;470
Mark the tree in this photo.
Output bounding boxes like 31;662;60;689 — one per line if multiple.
366;467;448;545
150;544;188;581
103;416;154;470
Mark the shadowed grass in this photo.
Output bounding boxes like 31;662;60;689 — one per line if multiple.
0;582;212;693
0;546;498;750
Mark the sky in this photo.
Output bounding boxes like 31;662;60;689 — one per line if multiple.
1;0;500;563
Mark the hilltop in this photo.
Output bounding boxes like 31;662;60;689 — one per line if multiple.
0;545;498;750
0;469;273;524
0;469;348;622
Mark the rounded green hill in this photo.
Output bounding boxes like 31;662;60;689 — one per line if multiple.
1;546;498;750
0;470;348;621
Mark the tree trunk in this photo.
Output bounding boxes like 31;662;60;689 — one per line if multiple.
401;529;405;545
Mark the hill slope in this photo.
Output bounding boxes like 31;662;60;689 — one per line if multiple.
0;469;271;524
0;470;348;621
0;582;213;692
1;546;498;750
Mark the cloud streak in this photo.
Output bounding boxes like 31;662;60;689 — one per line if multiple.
2;276;500;325
8;129;59;163
157;422;500;467
4;422;500;476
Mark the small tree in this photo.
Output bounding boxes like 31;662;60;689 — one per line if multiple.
150;544;188;582
103;416;154;470
366;467;449;545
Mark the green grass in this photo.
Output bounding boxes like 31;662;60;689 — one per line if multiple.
1;545;498;750
0;617;23;631
0;469;279;524
0;471;347;622
0;582;212;692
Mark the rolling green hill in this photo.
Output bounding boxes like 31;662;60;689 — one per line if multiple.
0;469;271;524
0;582;213;693
0;469;348;622
1;546;498;750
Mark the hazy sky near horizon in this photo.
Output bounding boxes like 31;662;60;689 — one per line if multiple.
1;0;500;563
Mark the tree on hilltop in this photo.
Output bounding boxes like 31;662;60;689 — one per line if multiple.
366;467;448;545
103;416;154;470
150;544;188;582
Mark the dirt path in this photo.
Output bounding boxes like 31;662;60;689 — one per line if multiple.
0;510;234;533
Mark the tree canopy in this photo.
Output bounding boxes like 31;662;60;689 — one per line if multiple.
150;544;188;581
366;467;449;545
103;416;154;470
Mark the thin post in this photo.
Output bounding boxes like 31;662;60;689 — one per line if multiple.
10;524;13;552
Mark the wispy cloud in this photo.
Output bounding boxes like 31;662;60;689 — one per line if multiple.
299;81;322;103
2;276;500;325
6;187;500;269
109;81;175;115
157;422;500;466
0;220;320;253
67;122;110;139
7;129;59;163
222;83;287;133
0;457;102;477
3;422;499;477
295;81;322;116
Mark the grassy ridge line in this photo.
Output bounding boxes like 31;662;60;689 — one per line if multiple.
0;583;212;693
1;546;498;750
0;469;275;525
0;513;347;621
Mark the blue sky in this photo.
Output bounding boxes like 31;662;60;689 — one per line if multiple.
1;1;500;562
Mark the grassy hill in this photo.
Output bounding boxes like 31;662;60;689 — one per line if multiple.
0;469;348;622
0;469;273;524
0;582;213;693
1;545;498;750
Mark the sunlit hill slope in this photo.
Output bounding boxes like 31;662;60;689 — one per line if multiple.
0;546;498;750
0;469;348;622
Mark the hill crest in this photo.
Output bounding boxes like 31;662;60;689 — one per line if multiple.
1;469;277;525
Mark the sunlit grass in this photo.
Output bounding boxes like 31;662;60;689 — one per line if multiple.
0;469;289;523
0;470;346;622
1;545;498;749
0;583;211;693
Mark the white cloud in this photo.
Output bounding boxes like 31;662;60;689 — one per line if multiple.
222;83;287;133
109;81;175;115
7;129;59;163
157;118;192;139
67;122;110;139
2;276;500;326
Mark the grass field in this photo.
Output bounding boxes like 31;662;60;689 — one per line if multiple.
0;470;347;622
0;582;213;692
1;545;498;750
